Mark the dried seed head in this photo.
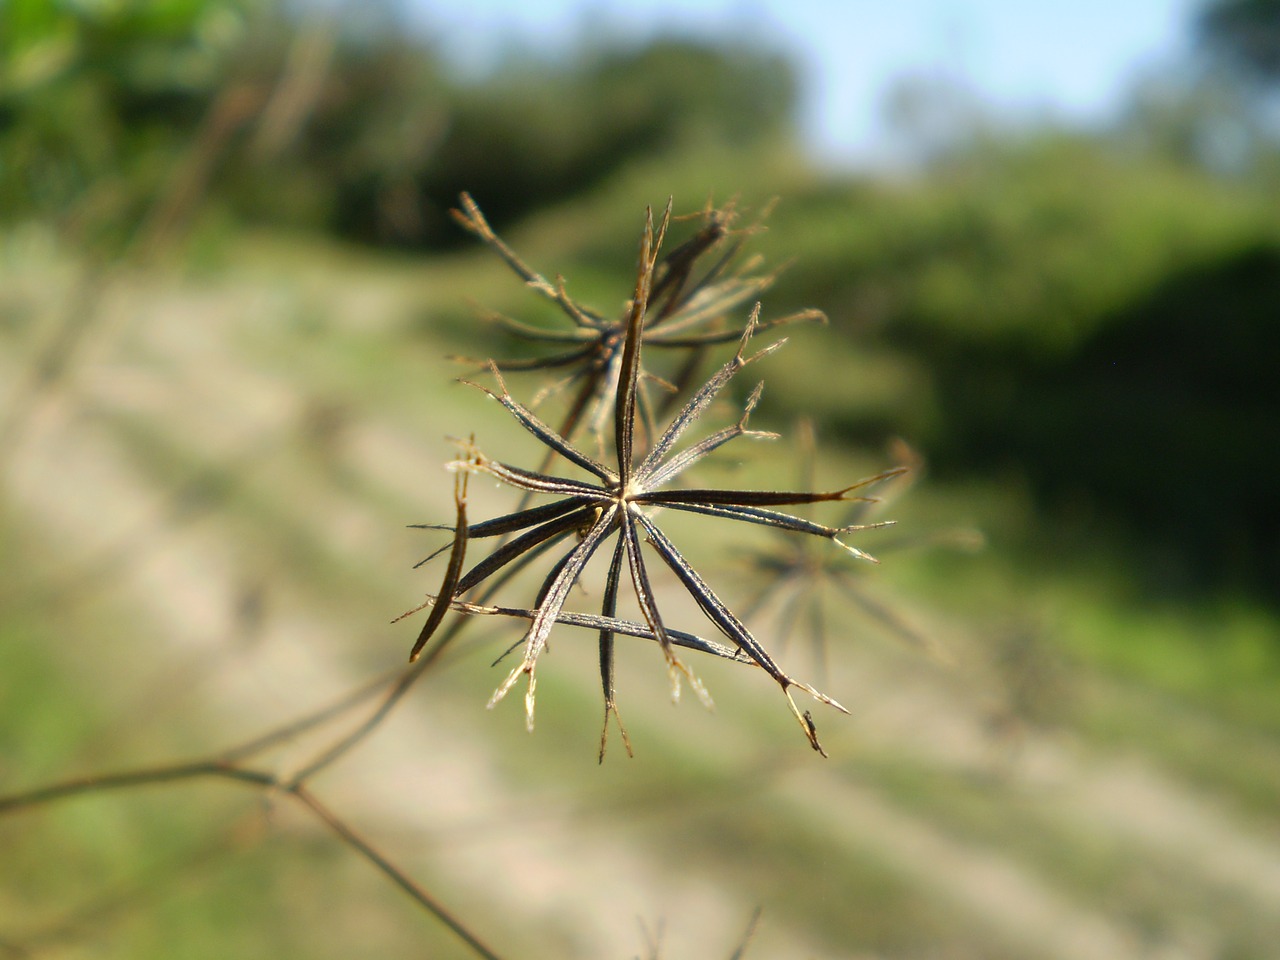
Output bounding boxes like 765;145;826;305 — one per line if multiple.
409;198;900;756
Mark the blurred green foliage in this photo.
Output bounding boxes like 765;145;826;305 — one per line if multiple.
2;0;1276;593
0;0;258;249
1198;0;1280;81
0;0;796;249
754;138;1280;591
465;135;1279;592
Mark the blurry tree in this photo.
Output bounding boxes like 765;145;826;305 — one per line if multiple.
0;0;264;253
223;10;453;243
1103;0;1280;174
1198;0;1280;81
1;0;800;251
926;240;1280;593
319;35;800;246
880;73;997;169
1118;67;1259;172
757;135;1280;595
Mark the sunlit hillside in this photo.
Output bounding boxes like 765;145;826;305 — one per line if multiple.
3;4;1279;959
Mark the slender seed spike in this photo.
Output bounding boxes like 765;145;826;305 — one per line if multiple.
615;207;655;488
445;598;755;662
834;536;881;563
513;506;619;691
410;540;452;570
839;520;897;534
452;508;586;597
409;469;469;661
636;311;783;480
636;513;784;679
600;699;633;763
800;706;827;758
792;679;850;715
487;652;528;709
490;633;527;668
466;365;616;482
524;674;537;732
652;197;674;263
621;508;684;701
452;496;595;541
391;596;434;625
649;205;727;320
468;457;602;498
451;192;603;327
683;667;716;711
597;536;631;762
639;487;868;508
475;306;598;343
635;499;852;538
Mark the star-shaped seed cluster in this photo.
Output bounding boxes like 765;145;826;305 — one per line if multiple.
408;199;899;758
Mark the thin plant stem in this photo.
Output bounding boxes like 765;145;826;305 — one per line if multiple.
291;785;505;960
285;656;437;784
0;757;508;960
0;761;273;815
218;665;404;763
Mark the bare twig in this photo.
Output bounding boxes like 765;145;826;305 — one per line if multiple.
0;754;507;960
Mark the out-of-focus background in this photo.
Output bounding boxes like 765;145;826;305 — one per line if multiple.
2;1;1278;957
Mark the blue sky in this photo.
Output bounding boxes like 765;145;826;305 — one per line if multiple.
413;0;1198;166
